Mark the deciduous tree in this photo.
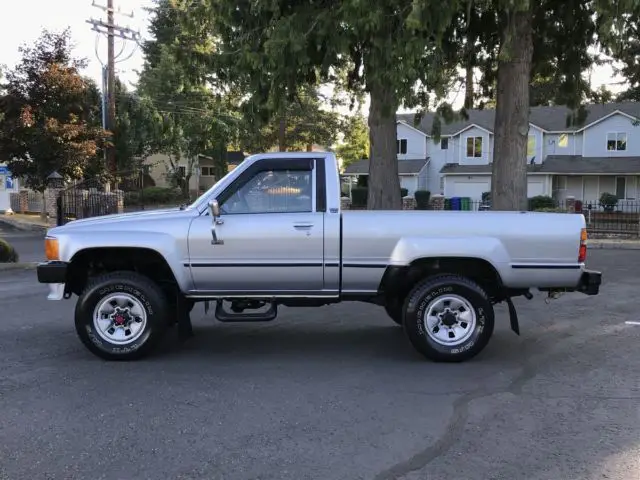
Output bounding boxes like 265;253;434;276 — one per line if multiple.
0;29;104;215
335;113;370;170
161;0;460;209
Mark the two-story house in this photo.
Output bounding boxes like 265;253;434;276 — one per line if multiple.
343;101;640;205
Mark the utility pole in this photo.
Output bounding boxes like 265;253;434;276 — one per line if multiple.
86;0;140;182
106;0;116;176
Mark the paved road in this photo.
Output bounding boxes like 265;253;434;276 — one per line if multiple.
0;222;45;263
0;250;639;480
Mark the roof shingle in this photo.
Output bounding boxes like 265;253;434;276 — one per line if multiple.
440;156;640;175
398;101;640;136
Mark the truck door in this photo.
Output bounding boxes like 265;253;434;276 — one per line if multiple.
186;157;326;294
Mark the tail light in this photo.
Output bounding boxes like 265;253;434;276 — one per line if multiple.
578;228;587;263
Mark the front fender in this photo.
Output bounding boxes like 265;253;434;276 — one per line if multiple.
388;236;511;279
56;231;191;292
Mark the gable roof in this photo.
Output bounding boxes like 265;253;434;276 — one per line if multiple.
397;101;640;136
440;155;640;175
343;158;429;175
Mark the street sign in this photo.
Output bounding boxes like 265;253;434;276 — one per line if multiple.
0;166;9;175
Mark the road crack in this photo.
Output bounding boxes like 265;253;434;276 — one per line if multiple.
374;322;630;480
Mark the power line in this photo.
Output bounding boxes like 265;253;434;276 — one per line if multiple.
86;0;142;180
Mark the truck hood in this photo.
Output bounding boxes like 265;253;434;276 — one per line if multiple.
46;206;193;234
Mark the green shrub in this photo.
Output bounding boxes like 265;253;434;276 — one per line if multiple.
481;191;491;203
0;238;19;263
414;190;431;210
400;187;408;197
351;187;368;207
599;192;618;212
528;195;556;211
125;187;184;206
534;207;565;213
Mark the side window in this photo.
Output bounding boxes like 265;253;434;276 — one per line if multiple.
220;169;313;214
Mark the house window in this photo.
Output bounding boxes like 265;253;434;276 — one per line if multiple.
200;166;214;177
527;135;536;156
558;134;568;148
177;166;186;178
607;132;627;151
440;138;449;150
397;139;408;154
466;136;482;158
616;176;626;199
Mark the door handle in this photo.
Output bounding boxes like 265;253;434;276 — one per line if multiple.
293;223;313;230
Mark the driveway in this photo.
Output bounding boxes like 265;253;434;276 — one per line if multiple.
0;250;638;480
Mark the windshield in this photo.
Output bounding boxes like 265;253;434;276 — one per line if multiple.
185;160;247;211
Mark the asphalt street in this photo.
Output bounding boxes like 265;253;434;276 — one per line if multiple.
0;249;639;480
0;222;45;263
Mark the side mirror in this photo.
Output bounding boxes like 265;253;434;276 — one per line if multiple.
208;199;221;218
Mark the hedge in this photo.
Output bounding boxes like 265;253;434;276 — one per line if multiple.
414;190;431;210
351;187;368;207
124;187;185;206
0;238;19;263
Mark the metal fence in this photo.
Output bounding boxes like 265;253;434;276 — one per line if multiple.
9;191;42;213
436;198;640;237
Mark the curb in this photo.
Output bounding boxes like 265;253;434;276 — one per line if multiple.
0;216;50;233
589;240;640;250
0;262;39;272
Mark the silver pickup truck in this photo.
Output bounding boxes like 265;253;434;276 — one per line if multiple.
37;152;601;362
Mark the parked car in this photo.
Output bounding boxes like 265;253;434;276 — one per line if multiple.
37;152;601;362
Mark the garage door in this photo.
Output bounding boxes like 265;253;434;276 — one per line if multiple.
451;178;490;201
527;178;545;197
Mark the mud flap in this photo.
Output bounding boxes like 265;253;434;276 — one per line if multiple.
505;297;520;335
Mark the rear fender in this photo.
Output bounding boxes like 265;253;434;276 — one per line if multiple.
388;236;510;277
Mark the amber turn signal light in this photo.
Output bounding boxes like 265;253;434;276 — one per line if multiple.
45;237;59;261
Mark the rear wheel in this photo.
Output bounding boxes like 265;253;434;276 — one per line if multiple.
74;271;169;361
402;274;495;362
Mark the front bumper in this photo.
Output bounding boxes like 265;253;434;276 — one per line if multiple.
576;268;602;295
37;261;68;284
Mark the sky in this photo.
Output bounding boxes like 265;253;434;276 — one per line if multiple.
0;0;629;116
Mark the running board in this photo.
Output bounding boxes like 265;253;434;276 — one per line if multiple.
214;300;278;322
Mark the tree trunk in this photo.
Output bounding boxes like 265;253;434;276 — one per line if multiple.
491;6;533;211
278;112;287;152
367;81;402;210
464;1;476;110
464;66;475;110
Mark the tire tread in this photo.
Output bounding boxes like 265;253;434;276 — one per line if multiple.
403;274;495;363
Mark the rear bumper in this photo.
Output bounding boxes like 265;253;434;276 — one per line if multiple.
37;261;68;284
576;268;602;295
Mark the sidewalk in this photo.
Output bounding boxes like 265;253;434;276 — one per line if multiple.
588;238;640;250
0;213;53;232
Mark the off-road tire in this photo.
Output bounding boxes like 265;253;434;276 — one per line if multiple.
403;274;495;362
74;271;169;361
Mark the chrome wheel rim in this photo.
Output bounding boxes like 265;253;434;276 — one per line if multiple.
92;293;148;345
423;294;477;346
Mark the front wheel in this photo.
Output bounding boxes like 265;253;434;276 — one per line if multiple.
74;271;170;361
403;274;495;362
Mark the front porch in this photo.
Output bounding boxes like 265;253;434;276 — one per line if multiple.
552;174;640;212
